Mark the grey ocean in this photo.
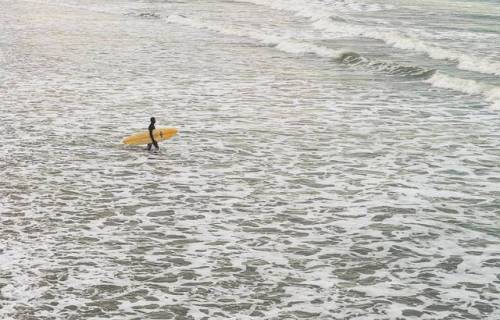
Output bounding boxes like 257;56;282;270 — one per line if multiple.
1;0;500;319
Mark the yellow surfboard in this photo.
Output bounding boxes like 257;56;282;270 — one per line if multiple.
122;128;178;145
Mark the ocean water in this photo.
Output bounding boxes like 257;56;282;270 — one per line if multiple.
1;0;500;319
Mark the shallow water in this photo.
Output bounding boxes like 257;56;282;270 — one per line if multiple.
1;0;500;319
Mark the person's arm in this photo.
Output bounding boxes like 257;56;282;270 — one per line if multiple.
149;127;157;145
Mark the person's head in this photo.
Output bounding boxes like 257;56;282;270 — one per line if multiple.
150;117;156;124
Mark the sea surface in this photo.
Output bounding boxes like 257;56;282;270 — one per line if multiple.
1;0;500;319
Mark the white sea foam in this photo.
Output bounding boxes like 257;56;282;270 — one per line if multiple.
425;72;500;108
243;0;500;77
316;21;500;77
166;15;437;78
166;14;348;59
352;26;500;77
240;0;393;15
3;1;500;319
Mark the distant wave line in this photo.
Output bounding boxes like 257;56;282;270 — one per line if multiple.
167;14;499;108
166;15;435;79
240;0;500;77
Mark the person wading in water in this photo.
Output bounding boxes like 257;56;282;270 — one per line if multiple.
147;117;159;152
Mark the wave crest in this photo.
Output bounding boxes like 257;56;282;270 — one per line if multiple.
167;15;434;79
313;18;500;77
340;52;435;78
165;14;347;59
241;0;500;77
166;15;500;108
425;73;500;108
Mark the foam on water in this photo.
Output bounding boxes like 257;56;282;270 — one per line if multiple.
340;52;435;78
167;14;500;108
167;15;435;79
241;0;394;15
425;72;500;108
242;0;500;77
165;14;348;59
317;19;500;76
2;0;500;319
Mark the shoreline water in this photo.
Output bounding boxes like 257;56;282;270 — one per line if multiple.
1;0;500;319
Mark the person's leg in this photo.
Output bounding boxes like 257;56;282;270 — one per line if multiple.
147;143;152;151
153;141;159;150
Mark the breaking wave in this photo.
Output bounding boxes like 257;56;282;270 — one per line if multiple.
425;72;500;108
241;0;500;77
166;14;350;59
239;0;394;15
340;52;435;78
166;14;500;108
126;11;161;19
166;15;435;79
314;18;500;77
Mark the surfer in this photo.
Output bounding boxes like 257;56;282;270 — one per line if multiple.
147;117;159;151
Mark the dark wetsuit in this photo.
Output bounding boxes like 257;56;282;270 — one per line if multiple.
147;122;159;151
